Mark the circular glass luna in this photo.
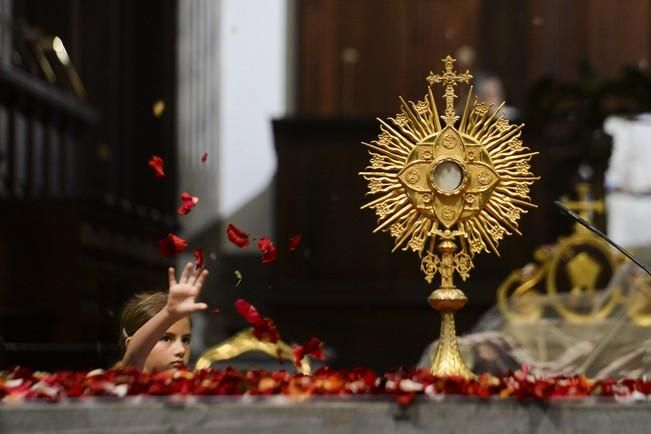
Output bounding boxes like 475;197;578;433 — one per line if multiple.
430;160;464;193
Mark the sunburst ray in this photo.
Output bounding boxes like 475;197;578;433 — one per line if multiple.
361;56;539;284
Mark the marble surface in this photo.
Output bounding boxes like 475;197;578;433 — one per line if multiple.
2;396;651;434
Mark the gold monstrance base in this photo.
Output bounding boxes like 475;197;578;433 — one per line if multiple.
427;238;474;378
429;291;474;378
360;56;538;379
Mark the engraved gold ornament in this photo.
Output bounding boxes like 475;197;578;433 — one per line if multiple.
360;56;539;378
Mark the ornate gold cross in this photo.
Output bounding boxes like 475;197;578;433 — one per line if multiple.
426;55;473;126
562;183;604;223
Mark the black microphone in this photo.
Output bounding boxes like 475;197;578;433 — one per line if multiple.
554;200;651;276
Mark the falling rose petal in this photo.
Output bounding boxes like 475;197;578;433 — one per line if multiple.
178;192;200;215
257;236;278;264
211;308;220;315
234;298;280;343
201;152;208;162
193;248;204;269
226;224;250;248
288;235;302;252
292;345;306;366
148;155;165;178
253;317;280;343
158;233;188;257
182;191;199;205
291;337;326;367
234;270;243;287
234;298;263;325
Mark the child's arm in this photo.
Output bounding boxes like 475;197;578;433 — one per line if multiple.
120;262;209;370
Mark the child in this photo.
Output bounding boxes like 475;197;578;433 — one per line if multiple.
117;262;209;372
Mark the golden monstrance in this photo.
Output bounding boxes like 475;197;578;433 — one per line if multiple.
360;56;539;378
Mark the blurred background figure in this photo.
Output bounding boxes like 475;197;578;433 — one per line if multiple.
473;71;520;121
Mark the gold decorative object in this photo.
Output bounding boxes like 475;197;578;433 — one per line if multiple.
360;56;538;378
195;329;311;374
498;182;625;323
628;273;651;326
19;30;87;99
50;36;87;99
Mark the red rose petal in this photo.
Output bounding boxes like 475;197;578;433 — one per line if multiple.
288;235;302;252
291;337;326;367
178;192;200;215
211;308;220;315
158;233;188;257
234;298;280;343
148;155;165;178
226;224;250;248
193;248;204;269
4;366;651;400
257;236;278;264
252;318;280;343
234;298;263;325
201;152;208;162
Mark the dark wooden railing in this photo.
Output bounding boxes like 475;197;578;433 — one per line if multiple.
0;65;175;370
0;65;98;198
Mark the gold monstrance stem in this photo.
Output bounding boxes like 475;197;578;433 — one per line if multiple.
427;238;474;378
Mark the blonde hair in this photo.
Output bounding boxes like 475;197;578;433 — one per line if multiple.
117;291;168;352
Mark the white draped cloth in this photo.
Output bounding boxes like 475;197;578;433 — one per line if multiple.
604;115;651;248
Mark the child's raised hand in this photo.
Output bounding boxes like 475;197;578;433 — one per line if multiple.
166;262;209;318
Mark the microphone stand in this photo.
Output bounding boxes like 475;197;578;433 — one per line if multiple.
554;200;651;276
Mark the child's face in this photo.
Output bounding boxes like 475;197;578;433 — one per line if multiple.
144;317;192;372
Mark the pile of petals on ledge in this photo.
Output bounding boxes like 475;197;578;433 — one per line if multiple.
2;366;651;404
